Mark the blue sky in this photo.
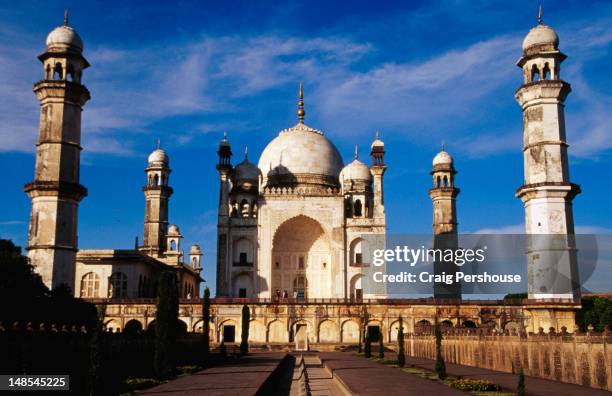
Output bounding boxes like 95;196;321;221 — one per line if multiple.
1;0;611;292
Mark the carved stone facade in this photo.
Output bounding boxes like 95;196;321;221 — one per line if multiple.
97;299;579;351
215;90;387;300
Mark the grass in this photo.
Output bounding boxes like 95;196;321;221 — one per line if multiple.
362;355;512;396
176;365;203;375
120;377;165;394
119;365;203;394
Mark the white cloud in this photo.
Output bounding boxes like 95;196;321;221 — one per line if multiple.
316;35;518;134
0;11;610;160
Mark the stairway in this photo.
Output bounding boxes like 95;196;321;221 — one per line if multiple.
290;354;349;396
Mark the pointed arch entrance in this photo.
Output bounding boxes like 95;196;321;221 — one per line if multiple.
272;215;331;299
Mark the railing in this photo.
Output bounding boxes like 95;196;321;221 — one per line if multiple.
83;297;580;306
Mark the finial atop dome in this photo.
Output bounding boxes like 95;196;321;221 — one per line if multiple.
219;131;230;147
45;11;84;52
441;140;445;151
157;138;161;149
371;131;384;149
297;81;305;124
245;145;248;160
537;2;543;25
355;145;359;159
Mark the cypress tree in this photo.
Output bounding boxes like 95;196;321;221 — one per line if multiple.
240;304;250;355
88;305;105;396
434;321;446;379
518;367;525;396
364;329;371;358
202;287;211;359
397;319;405;367
378;333;385;359
154;271;179;379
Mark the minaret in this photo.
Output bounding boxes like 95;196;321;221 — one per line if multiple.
24;13;90;291
428;147;461;299
370;132;386;219
216;132;232;296
515;8;580;301
141;142;173;255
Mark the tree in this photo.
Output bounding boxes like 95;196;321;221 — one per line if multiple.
577;296;612;332
397;319;405;367
202;287;211;359
518;367;525;396
0;239;96;328
88;305;106;396
154;271;179;379
240;304;250;355
378;333;385;359
434;321;447;379
364;329;372;358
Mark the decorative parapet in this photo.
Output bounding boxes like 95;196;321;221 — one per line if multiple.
262;185;340;196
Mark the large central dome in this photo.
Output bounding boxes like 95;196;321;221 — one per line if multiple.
258;122;344;189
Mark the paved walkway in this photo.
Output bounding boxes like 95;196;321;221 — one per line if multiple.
139;353;286;396
399;353;611;396
138;351;610;396
319;352;465;395
303;355;349;396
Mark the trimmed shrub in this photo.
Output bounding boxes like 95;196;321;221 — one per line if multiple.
448;378;501;391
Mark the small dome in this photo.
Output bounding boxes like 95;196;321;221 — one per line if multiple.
433;150;453;167
341;159;371;182
190;244;202;254
148;148;169;165
234;159;261;182
522;24;559;51
46;25;83;52
219;134;230;147
371;138;384;149
167;224;181;236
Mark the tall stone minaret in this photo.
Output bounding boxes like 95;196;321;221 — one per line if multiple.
141;143;173;255
429;148;461;299
369;132;386;219
215;132;232;296
515;8;580;301
25;13;90;291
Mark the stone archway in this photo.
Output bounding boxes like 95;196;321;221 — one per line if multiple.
318;320;339;343
232;272;253;298
272;215;332;299
341;320;360;343
350;274;364;302
249;320;266;343
268;320;288;343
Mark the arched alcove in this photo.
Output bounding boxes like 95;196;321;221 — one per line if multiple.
271;215;331;298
